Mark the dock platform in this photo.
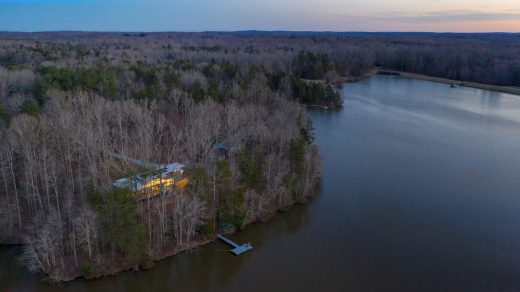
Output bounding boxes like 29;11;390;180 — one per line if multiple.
217;234;253;255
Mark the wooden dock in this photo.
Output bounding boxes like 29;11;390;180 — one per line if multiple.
217;234;253;256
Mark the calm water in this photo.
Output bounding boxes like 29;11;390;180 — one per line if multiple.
3;75;520;291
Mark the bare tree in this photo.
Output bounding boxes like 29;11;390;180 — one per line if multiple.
74;206;99;261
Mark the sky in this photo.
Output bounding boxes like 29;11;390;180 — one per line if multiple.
0;0;519;32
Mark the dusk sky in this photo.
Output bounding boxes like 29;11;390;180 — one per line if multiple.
1;0;519;32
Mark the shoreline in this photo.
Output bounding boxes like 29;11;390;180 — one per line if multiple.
321;68;520;96
306;104;342;110
58;237;215;282
5;192;318;283
374;69;520;96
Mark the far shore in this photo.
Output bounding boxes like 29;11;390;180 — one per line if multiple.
320;68;520;96
373;69;520;96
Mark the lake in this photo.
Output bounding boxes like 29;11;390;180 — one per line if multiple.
3;75;520;291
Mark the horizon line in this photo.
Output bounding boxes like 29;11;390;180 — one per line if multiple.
0;30;519;34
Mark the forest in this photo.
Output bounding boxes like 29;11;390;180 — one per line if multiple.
0;31;519;281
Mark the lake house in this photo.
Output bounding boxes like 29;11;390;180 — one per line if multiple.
113;163;189;197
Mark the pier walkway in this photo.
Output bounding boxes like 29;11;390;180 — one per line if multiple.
217;234;253;255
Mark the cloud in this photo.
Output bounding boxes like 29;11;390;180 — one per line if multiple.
365;10;520;23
